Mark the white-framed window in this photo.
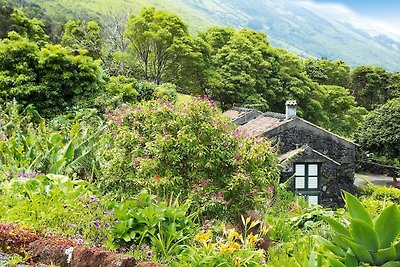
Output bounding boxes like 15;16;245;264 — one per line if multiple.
295;163;321;206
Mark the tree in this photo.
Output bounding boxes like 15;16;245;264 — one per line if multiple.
305;58;350;88
124;7;189;84
350;65;392;110
356;98;400;159
61;20;102;59
9;8;48;44
318;85;367;137
0;33;104;117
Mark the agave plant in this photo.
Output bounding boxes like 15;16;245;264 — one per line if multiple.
316;192;400;267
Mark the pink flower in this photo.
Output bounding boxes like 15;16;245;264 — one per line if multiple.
200;179;209;186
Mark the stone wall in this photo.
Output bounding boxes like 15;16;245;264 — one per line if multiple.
269;119;356;206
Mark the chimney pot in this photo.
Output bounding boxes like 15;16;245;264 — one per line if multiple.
285;100;297;120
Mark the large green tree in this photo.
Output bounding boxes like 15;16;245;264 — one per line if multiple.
61;19;102;59
350;65;392;110
356;98;400;159
124;7;189;84
305;58;351;88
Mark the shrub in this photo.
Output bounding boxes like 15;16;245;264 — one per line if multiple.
108;190;196;262
99;98;280;219
0;174;113;246
0;102;104;182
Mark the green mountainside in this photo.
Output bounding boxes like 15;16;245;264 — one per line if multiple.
24;0;400;71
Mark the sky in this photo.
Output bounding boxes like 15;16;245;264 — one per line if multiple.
312;0;400;35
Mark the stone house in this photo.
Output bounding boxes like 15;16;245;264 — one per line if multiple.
223;101;356;207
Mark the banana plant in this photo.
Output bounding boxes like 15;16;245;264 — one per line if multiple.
316;192;400;267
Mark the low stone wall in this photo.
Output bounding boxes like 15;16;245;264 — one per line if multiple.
358;160;399;177
0;223;165;267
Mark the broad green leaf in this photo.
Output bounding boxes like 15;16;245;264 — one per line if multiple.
344;192;373;226
343;237;374;264
305;250;318;267
63;139;75;162
50;133;62;144
322;216;351;237
375;204;400;249
382;261;400;267
327;257;346;267
344;249;358;267
350;219;379;251
332;234;349;251
315;236;346;257
373;245;397;266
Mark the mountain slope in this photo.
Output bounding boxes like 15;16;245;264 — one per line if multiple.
26;0;400;71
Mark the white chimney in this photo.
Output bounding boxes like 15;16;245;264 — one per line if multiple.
285;100;297;120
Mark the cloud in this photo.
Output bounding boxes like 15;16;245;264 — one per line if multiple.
295;0;400;37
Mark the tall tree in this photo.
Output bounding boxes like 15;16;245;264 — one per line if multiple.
350;65;391;110
305;58;351;88
124;7;189;84
61;20;102;59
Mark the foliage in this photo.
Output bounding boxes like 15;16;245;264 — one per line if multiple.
0;102;104;181
125;7;189;84
109;190;196;262
0;174;113;246
153;83;177;103
356;98;400;159
318;85;367;137
175;218;266;266
317;192;400;266
61;19;102;59
0;33;105;117
305;59;351;88
99;98;280;219
350;65;398;110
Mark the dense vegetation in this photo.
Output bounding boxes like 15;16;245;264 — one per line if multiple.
1;1;400;266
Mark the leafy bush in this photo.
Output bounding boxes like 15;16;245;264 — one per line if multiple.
99;98;280;219
154;83;178;103
317;192;400;266
108;191;196;262
0;174;113;246
0;33;104;118
0;102;104;181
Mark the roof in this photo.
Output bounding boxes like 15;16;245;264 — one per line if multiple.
279;145;341;167
224;108;356;147
222;107;254;121
237;115;289;136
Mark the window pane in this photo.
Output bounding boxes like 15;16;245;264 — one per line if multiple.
295;177;305;189
308;164;318;176
295;164;305;176
308;176;318;189
308;195;319;207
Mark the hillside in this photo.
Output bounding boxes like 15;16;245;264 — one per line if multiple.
24;0;400;71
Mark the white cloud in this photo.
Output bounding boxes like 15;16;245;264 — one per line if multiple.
295;0;400;38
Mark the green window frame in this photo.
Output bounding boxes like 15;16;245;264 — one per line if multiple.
294;163;321;206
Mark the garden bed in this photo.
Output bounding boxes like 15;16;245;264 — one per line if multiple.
0;223;164;267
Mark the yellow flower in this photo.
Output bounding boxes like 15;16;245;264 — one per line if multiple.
229;241;241;252
220;243;231;253
227;228;240;241
234;256;241;265
195;230;212;245
247;233;258;244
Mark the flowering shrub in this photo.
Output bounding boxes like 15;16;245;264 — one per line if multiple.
99;98;280;218
175;217;266;266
